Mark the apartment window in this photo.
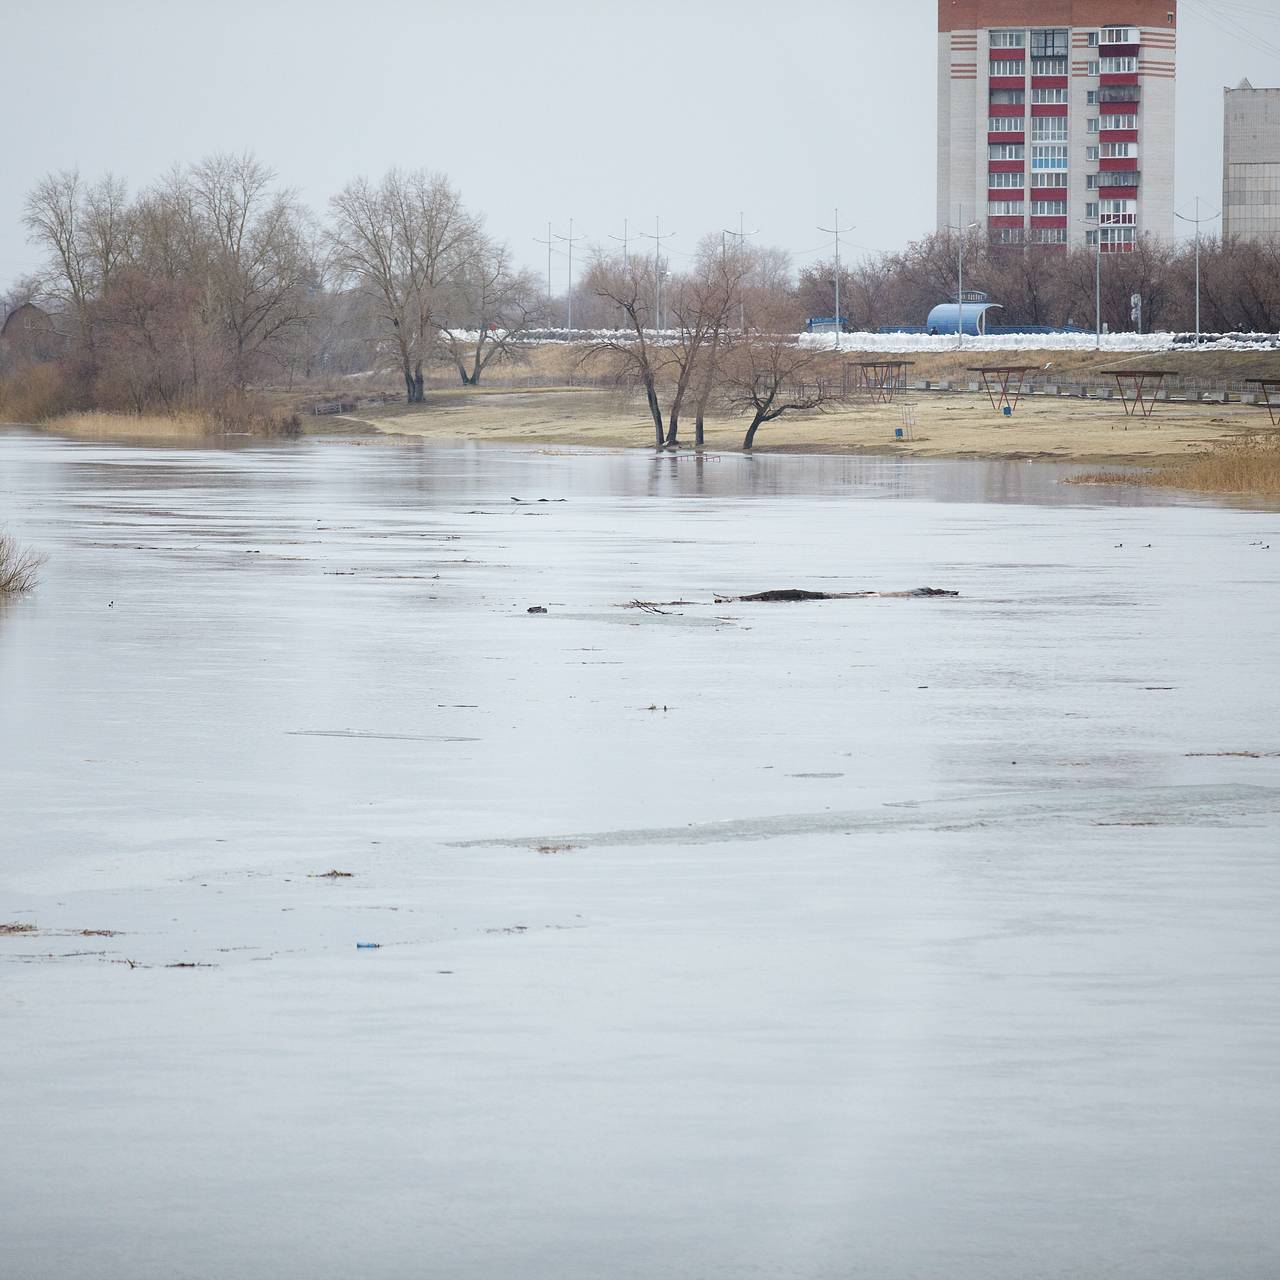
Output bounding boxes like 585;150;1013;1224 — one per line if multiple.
990;88;1026;104
1086;89;1098;104
1100;56;1138;73
989;30;1025;48
991;227;1026;244
988;144;1025;160
1100;115;1133;131
1031;200;1067;215
1087;60;1100;76
1101;141;1137;157
1032;58;1068;76
1031;171;1066;187
1032;87;1068;103
1101;226;1136;247
1030;28;1068;57
988;199;1025;216
1085;202;1099;219
1087;174;1100;189
1086;31;1099;47
1031;145;1068;169
1085;145;1100;161
990;60;1025;77
1029;227;1068;244
989;117;1025;133
1032;118;1068;141
1101;26;1135;44
1099;199;1137;224
988;172;1025;189
1086;229;1098;245
1087;118;1099;134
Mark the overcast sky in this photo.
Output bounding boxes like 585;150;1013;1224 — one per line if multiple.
4;0;1279;292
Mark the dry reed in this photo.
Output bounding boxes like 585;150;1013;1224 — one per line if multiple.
1070;431;1280;497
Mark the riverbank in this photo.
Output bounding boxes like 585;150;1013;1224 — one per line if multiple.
344;384;1272;466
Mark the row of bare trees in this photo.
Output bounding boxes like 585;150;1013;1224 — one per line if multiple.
12;155;1280;441
12;157;543;415
797;230;1280;335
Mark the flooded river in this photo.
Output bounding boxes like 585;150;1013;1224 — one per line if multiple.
3;428;1279;1279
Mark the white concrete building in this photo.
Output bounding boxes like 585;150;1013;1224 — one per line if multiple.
1223;79;1280;243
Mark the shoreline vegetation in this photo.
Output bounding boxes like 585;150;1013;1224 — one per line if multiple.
4;342;1278;498
1067;433;1280;497
0;531;44;596
11;381;1278;500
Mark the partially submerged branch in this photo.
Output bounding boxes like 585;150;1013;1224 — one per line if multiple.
0;532;45;596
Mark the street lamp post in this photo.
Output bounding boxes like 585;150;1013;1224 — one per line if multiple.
1175;197;1221;346
946;211;979;349
817;208;855;350
1077;217;1103;350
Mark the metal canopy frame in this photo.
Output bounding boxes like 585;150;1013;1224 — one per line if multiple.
1110;369;1178;422
969;366;1034;414
845;360;915;403
1246;379;1280;427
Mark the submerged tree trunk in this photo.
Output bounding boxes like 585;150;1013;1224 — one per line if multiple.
693;330;720;448
742;412;766;451
643;375;665;449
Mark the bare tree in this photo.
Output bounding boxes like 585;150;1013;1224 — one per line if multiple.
192;153;314;388
582;255;671;448
724;304;828;451
673;239;750;447
329;169;480;402
23;170;93;328
437;238;540;385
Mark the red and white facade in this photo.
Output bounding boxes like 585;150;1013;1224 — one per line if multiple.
937;1;1177;251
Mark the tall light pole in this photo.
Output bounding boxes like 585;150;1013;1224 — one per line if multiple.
608;218;630;268
637;217;676;332
722;213;757;331
1175;197;1221;346
533;221;554;326
1076;216;1106;350
946;210;979;349
817;207;855;350
554;219;583;335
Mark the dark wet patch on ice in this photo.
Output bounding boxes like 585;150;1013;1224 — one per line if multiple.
287;729;480;742
451;784;1280;851
789;772;845;779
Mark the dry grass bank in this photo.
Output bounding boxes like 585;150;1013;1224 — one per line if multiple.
1071;432;1280;497
347;384;1271;465
40;403;302;444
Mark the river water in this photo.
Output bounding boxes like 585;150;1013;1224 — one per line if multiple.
2;428;1279;1279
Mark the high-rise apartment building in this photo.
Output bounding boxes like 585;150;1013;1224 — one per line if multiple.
937;1;1177;251
1223;79;1280;243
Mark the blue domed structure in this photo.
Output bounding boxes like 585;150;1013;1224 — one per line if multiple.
926;299;1003;337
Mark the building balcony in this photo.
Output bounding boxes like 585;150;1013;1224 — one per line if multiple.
1098;85;1140;104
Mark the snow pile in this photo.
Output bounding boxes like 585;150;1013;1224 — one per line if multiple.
796;331;1280;353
